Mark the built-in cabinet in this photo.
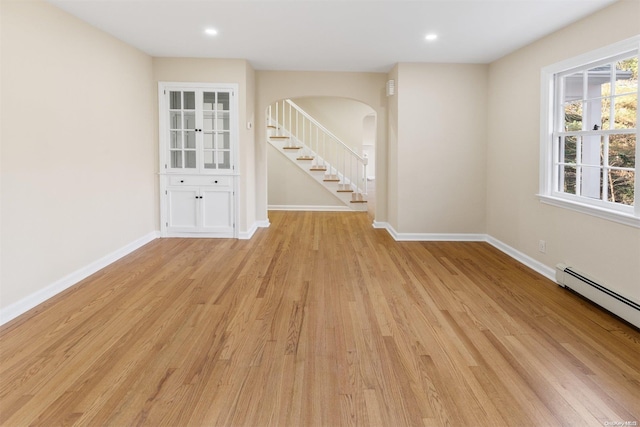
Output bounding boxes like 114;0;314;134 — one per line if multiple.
159;83;238;238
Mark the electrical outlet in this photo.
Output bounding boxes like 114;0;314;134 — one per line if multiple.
538;240;546;253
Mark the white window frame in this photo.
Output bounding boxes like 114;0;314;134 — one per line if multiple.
539;36;640;228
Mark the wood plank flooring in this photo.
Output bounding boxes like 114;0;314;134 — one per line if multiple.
1;211;639;426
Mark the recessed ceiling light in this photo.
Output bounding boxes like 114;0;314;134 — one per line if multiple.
204;28;218;36
425;33;438;41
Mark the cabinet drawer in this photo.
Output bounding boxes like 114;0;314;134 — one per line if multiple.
169;176;232;187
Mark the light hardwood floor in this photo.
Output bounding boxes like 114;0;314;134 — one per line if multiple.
1;211;639;426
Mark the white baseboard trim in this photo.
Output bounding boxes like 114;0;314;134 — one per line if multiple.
238;220;271;240
268;205;351;212
0;231;160;326
485;236;556;282
374;222;486;242
375;222;555;282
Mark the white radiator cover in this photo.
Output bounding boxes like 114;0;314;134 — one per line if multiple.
556;264;640;328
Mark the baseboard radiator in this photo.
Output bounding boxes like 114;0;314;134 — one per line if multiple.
555;264;640;328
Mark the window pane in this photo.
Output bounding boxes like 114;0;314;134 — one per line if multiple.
561;166;577;195
609;133;636;168
563;72;584;101
184;92;196;110
608;170;634;205
204;151;215;169
185;131;196;149
580;165;602;199
581;135;602;167
564;101;582;131
170;131;181;149
171;151;182;168
217;112;230;130
613;93;637;129
587;64;611;99
203;92;216;110
615;58;638;96
185;151;196;168
203;111;214;131
216;132;230;150
170;112;181;129
217;151;231;169
587;97;608;130
203;132;214;149
585;65;610;134
218;92;230;110
169;91;181;109
562;136;577;163
184;112;196;130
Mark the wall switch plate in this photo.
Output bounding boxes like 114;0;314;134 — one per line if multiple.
538;240;546;253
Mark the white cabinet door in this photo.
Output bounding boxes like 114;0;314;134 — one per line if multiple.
201;188;234;234
166;184;234;236
167;188;199;232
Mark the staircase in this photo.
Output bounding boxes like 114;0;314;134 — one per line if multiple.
267;99;368;211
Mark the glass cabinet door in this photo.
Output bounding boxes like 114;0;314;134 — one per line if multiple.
202;91;232;171
168;90;197;170
164;86;235;173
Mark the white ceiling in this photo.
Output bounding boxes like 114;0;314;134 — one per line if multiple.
46;0;618;72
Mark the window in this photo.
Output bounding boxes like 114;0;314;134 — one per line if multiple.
540;37;639;228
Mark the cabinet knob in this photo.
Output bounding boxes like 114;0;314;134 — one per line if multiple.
214;180;218;184
180;180;184;183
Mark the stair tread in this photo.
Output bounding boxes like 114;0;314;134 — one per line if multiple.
270;136;289;139
350;200;368;203
310;167;327;171
297;156;314;160
337;189;354;192
283;146;302;150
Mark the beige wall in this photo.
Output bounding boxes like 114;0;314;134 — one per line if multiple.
392;63;488;234
1;1;156;308
152;58;257;232
256;71;388;222
486;0;640;300
292;97;375;153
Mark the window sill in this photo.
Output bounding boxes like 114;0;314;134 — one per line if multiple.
538;195;640;229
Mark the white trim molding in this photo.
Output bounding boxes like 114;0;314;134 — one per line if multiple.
539;195;640;228
268;205;351;212
238;220;271;240
1;231;160;326
373;222;486;242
